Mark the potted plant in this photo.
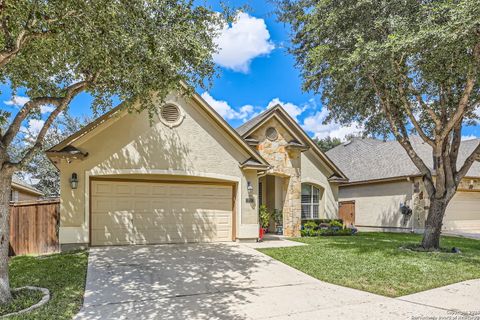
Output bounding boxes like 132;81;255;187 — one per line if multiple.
274;209;283;235
259;205;271;238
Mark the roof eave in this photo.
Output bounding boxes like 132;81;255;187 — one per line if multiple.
338;174;423;187
11;182;43;196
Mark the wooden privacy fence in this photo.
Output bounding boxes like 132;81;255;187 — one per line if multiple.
9;199;60;256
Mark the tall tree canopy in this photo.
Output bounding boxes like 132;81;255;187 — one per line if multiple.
277;0;480;249
0;0;223;303
314;136;342;152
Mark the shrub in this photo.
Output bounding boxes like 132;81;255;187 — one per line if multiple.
330;220;343;228
303;220;318;230
259;205;271;229
301;229;317;237
302;219;343;226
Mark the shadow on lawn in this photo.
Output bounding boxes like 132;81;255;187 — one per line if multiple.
300;233;480;262
76;243;270;320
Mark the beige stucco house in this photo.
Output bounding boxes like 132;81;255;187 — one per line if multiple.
326;137;480;233
47;90;346;249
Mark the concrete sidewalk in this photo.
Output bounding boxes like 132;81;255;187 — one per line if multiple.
75;243;480;320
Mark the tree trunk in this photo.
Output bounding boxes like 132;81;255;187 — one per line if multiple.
0;168;12;304
421;198;447;250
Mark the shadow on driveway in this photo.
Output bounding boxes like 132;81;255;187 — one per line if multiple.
75;242;465;320
76;243;289;319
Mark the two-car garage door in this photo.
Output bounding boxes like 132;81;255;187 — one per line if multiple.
90;179;234;246
443;191;480;231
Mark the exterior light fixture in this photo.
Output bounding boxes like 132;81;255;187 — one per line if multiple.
247;181;254;196
70;173;79;189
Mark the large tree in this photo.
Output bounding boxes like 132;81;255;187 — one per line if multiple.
313;136;342;152
0;0;222;303
277;0;480;249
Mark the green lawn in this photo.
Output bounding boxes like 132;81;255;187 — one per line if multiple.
3;250;88;319
259;232;480;297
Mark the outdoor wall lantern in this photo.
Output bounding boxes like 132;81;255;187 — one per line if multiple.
247;181;254;196
70;173;79;189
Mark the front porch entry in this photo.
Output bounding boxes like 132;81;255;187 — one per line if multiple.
259;174;301;236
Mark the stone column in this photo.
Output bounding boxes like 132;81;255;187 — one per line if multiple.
282;151;302;237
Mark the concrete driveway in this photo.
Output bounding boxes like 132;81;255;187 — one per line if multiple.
444;230;480;240
76;243;478;320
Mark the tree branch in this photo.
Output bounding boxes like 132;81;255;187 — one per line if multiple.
367;73;434;184
0;29;53;69
15;80;89;168
1;97;62;148
449;121;462;174
1;79;89;151
0;9;78;69
440;43;480;140
456;140;480;183
391;57;443;133
394;71;435;147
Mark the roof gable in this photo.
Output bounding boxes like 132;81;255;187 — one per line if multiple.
236;105;347;180
48;90;269;168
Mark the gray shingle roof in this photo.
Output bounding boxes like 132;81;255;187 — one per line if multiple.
235;107;273;136
326;136;480;183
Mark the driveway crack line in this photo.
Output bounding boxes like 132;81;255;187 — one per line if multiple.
83;281;314;308
395;298;470;316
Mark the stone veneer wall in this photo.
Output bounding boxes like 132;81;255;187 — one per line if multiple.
411;177;480;230
251;118;302;237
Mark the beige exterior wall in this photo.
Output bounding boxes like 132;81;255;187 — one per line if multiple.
11;187;40;202
444;190;480;231
301;150;339;219
339;180;416;230
339;177;480;232
57;93;259;245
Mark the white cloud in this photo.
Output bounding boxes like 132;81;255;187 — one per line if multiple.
40;105;55;114
25;119;45;135
4;95;30;107
213;12;274;73
20;119;45;142
266;98;306;121
201;92;255;121
302;108;363;141
4;96;55;114
461;135;478;141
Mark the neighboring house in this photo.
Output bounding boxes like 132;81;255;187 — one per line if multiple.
46;91;346;249
10;176;43;202
326;137;480;233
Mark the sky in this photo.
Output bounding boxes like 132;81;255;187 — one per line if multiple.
1;0;479;142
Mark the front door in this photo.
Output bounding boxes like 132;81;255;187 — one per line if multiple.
339;201;355;227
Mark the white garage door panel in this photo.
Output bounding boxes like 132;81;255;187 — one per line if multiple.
91;180;233;246
444;192;480;230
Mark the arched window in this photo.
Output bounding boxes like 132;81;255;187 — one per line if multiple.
301;184;321;219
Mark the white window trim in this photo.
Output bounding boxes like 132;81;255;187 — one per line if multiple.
301;184;320;220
